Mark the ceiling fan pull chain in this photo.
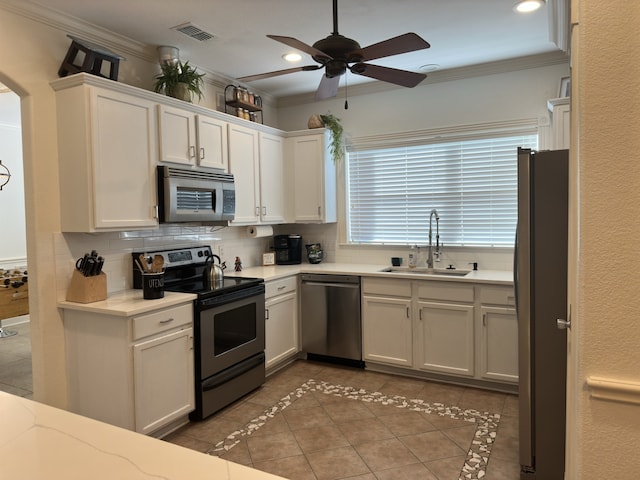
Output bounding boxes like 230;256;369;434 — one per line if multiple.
344;74;349;110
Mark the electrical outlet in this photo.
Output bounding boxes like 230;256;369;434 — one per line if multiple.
218;245;224;258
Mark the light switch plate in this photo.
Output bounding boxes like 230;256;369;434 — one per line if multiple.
262;252;275;266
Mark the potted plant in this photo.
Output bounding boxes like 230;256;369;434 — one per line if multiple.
308;113;344;164
153;60;205;103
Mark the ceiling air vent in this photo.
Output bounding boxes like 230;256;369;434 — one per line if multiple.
172;22;215;42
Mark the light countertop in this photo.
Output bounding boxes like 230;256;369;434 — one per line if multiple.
58;290;197;316
0;391;284;480
228;262;514;286
57;263;512;316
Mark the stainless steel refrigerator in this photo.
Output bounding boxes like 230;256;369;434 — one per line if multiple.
515;148;568;479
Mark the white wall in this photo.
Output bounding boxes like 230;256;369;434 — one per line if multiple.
0;90;26;269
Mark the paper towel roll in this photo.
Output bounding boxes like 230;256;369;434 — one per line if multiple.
246;225;274;238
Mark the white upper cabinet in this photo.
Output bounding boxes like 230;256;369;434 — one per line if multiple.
286;129;337;223
258;132;286;224
228;124;286;225
228;123;261;224
52;75;159;232
197;114;228;170
548;97;570;150
157;105;228;171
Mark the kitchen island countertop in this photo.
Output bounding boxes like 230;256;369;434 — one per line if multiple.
0;391;285;480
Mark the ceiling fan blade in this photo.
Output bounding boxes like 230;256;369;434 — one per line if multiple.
352;33;430;62
238;65;322;82
315;74;341;100
267;35;332;61
350;63;427;88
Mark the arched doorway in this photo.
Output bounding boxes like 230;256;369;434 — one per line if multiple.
0;81;32;398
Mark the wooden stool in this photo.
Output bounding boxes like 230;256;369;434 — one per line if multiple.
58;35;124;80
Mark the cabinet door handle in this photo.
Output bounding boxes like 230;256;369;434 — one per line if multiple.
159;318;174;324
482;313;487;326
277;285;286;291
419;309;423;321
200;147;205;160
265;309;269;320
317;206;321;216
255;206;260;217
263;206;267;215
189;146;196;158
406;307;410;318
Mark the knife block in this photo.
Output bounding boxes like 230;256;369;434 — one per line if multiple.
66;270;107;303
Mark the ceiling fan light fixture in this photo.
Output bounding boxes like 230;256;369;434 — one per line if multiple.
514;0;544;13
282;52;302;62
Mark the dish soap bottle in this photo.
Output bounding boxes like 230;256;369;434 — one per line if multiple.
408;245;417;269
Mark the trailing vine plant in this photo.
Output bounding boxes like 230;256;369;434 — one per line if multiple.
320;113;344;164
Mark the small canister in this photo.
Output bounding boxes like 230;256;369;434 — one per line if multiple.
142;272;164;300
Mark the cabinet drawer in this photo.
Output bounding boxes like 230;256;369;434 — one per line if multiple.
265;276;297;298
479;286;516;306
133;303;193;340
416;281;474;303
362;277;411;297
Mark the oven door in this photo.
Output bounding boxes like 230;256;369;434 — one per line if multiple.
196;288;265;379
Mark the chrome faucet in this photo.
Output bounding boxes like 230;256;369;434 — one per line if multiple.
427;208;441;269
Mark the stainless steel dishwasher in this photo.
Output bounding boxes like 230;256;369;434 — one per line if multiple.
300;274;363;367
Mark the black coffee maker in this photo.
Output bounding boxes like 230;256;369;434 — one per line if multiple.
274;234;302;265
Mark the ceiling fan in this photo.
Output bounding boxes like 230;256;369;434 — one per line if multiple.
238;0;431;101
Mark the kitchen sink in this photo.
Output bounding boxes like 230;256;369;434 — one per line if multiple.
381;267;471;277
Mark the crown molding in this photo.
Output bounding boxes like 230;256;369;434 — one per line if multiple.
276;50;569;109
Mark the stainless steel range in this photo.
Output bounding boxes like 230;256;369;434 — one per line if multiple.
133;246;265;421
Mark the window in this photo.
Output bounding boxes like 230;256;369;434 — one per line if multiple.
346;127;538;247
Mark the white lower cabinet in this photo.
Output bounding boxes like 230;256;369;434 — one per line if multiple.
362;278;413;367
362;294;413;367
477;285;518;384
362;277;517;387
416;301;475;376
63;302;195;436
133;327;195;435
265;276;299;369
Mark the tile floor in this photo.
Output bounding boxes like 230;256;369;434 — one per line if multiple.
0;320;520;479
165;360;520;480
0;318;33;398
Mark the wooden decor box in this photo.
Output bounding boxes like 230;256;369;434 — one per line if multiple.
66;270;107;303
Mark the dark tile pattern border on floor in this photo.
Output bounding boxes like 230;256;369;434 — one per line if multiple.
207;379;501;479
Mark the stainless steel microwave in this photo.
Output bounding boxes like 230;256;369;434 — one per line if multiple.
157;166;235;223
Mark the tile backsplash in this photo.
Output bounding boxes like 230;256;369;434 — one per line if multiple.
54;222;514;300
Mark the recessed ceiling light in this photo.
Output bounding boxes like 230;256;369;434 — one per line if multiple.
282;53;302;62
514;0;544;13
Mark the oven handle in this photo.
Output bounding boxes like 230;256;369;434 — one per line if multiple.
201;353;265;392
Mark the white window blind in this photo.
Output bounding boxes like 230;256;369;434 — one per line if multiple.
346;132;538;247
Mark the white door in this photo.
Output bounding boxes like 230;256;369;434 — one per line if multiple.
259;132;286;223
362;295;413;367
265;292;298;368
196;114;228;170
228;124;260;224
416;301;475;377
91;89;158;229
133;328;194;435
157;104;196;166
479;306;518;383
